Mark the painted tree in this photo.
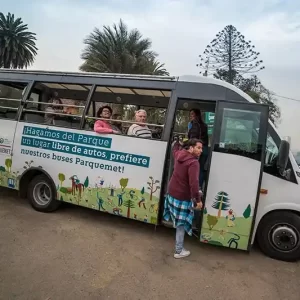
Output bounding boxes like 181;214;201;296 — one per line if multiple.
141;187;145;195
212;191;230;218
147;176;160;200
58;173;65;187
207;214;218;230
123;198;135;218
84;176;89;188
197;25;264;84
119;178;129;191
5;158;12;173
243;204;251;219
0;166;5;175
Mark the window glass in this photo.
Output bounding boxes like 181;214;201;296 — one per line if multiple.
215;108;262;160
0;81;27;120
21;82;91;128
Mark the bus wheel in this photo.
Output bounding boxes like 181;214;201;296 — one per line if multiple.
257;211;300;262
28;174;60;212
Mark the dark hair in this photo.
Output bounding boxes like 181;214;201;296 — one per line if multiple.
97;105;112;117
183;138;203;149
190;108;204;124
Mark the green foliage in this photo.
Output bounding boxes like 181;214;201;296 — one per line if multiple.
141;187;145;195
212;191;230;216
60;187;71;194
5;158;12;172
204;207;207;214
123;199;135;209
80;19;168;75
0;12;38;68
207;214;218;230
0;166;5;173
243;204;251;219
120;178;129;190
84;176;89;188
58;173;65;185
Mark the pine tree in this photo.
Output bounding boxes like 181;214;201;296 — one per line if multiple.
197;25;264;84
243;204;251;219
212;191;230;218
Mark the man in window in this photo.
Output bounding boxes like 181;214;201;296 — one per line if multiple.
127;109;152;138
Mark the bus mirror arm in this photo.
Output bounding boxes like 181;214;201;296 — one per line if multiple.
277;140;290;177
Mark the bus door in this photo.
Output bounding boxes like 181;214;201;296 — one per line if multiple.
199;101;268;251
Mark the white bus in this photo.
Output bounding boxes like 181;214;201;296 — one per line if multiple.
0;70;299;262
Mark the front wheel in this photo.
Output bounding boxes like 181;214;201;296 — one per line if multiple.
257;211;300;262
28;174;60;212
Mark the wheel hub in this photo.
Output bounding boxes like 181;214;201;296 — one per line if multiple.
271;225;299;252
33;182;51;206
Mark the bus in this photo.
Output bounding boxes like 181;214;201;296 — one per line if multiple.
0;69;299;262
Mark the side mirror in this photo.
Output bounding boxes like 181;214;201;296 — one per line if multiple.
277;140;290;175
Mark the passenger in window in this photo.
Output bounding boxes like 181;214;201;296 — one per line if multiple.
127;109;152;138
94;105;121;134
44;97;63;125
188;109;209;188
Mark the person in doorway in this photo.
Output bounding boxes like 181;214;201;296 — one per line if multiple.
94;105;121;134
44;96;63;125
127;109;152;138
188;109;209;189
163;138;203;259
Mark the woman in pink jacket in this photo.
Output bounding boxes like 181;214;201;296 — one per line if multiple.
94;105;121;134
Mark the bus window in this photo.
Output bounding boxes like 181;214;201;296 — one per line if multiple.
85;86;169;139
0;81;28;120
21;82;91;128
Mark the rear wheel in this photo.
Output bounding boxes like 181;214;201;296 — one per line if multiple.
257;211;300;262
28;174;60;212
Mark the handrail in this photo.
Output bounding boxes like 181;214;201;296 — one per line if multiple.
25;100;85;108
0;106;18;110
86;116;164;128
0;69;176;81
22;109;82;118
0;98;21;102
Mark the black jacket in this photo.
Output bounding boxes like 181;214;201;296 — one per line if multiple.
188;120;208;145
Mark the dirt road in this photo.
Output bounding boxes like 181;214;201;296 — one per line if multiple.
0;188;299;300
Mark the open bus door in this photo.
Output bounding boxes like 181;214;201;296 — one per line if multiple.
199;101;269;251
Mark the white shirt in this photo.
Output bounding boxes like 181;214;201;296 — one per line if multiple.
127;124;152;138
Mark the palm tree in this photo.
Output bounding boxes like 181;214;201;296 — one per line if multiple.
80;19;169;75
0;12;38;69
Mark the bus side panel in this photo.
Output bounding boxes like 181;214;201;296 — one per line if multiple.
13;122;167;225
0;119;17;189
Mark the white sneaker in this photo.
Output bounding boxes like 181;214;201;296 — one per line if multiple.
174;249;191;259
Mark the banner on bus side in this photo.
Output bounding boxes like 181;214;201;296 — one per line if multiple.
1;122;168;225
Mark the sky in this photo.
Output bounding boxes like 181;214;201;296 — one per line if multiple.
2;0;300;150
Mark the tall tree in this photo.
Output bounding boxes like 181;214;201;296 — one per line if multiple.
80;19;169;75
240;75;281;126
197;25;264;83
0;12;37;69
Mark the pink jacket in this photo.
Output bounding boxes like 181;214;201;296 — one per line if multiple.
94;120;113;134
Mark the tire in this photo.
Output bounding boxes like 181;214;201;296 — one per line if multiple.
257;211;300;262
27;174;60;212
